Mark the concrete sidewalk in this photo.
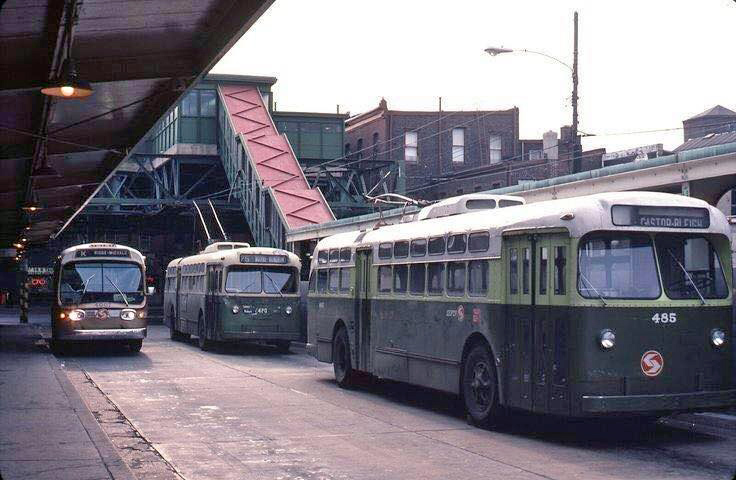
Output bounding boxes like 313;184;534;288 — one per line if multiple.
0;323;135;480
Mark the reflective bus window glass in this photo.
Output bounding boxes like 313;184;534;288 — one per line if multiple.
522;248;530;294
447;262;466;296
262;267;298;294
655;235;728;299
318;251;328;264
428;237;445;255
393;264;408;294
60;262;143;305
509;248;518;294
378;243;393;259
317;269;328;293
329;250;340;263
468;232;490;252
224;267;262;294
577;236;659;299
394;241;409;258
308;272;316;292
378;266;392;293
410;239;427;257
339;268;351;293
447;234;467;254
427;263;445;295
410;264;426;295
328;269;339;292
539;247;548;295
468;260;489;296
554;247;566;295
339;248;352;263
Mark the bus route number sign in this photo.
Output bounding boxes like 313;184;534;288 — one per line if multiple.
240;254;288;264
76;249;130;258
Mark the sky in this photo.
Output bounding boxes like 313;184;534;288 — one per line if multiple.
212;0;736;152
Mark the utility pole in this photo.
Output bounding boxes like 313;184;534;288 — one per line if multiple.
571;11;580;173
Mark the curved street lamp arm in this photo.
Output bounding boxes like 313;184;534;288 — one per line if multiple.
516;49;573;71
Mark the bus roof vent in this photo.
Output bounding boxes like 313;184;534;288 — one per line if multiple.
416;194;525;221
201;242;251;254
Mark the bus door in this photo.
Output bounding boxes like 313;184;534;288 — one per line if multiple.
532;235;554;413
354;248;372;372
175;268;182;327
206;265;221;334
504;235;533;410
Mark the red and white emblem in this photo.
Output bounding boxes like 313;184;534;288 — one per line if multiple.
96;309;109;320
457;305;465;321
641;350;664;377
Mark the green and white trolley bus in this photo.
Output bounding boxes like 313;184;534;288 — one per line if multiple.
307;192;735;424
165;242;302;351
52;243;151;353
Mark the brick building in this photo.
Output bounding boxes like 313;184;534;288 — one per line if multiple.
344;99;600;200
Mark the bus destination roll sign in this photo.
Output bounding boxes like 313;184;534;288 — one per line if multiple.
75;248;131;258
612;205;709;229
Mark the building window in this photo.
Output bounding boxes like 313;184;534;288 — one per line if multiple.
492;182;502;189
372;132;379;159
356;138;363;160
345;143;351;156
404;131;418;162
489;135;502;163
200;90;216;117
452;128;465;163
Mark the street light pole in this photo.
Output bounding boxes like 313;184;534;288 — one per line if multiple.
571;11;580;173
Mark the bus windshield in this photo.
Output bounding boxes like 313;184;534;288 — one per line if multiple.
655;235;728;299
225;266;298;294
577;234;661;299
60;261;144;306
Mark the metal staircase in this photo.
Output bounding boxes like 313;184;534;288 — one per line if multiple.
216;85;335;248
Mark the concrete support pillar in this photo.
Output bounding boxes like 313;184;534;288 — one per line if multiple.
681;181;691;197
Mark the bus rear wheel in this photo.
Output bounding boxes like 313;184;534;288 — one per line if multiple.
333;326;355;388
198;314;214;351
461;343;501;427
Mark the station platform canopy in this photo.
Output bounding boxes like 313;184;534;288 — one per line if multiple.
0;0;273;247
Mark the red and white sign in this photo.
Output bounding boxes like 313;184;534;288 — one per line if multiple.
641;350;664;377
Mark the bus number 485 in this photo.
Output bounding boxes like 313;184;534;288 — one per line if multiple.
652;312;677;324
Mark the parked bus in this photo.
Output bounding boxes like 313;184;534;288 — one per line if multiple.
307;192;734;425
52;243;151;353
164;242;302;352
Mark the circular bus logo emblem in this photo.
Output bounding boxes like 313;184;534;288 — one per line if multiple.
96;309;109;320
641;350;664;377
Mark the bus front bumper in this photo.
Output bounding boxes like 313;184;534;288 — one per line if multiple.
57;328;147;341
582;389;736;414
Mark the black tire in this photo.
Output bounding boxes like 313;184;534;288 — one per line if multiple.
461;342;501;427
332;326;355;388
128;339;143;353
272;340;291;353
51;339;66;355
197;313;213;351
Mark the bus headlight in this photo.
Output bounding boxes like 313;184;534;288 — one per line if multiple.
598;329;615;350
711;329;726;347
285;306;293;315
68;309;85;321
232;306;239;314
120;309;136;321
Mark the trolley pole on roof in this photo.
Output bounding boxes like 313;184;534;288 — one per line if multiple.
192;201;212;244
208;199;229;241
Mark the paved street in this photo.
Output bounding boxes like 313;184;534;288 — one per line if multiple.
56;325;736;480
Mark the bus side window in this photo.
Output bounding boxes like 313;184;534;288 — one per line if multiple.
509;248;519;295
447;261;466;296
427;263;445;295
539;247;548;295
378;266;392;293
339;268;351;293
328;269;339;293
409;264;426;295
317;269;328;293
468;260;489;296
308;271;316;292
554;246;566;295
393;264;408;294
522;248;530;294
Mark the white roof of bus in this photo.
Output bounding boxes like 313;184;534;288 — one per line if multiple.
170;245;300;270
315;192;730;253
60;243;145;264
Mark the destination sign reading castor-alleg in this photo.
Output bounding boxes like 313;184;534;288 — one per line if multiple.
636;215;707;228
75;249;131;258
611;205;709;228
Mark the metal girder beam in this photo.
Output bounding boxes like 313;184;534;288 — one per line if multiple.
88;198;237;207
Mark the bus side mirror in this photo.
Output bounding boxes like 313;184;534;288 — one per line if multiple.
146;286;155;295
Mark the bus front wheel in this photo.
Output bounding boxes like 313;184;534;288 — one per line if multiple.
461;343;501;427
128;339;143;353
332;326;355;388
198;314;214;351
